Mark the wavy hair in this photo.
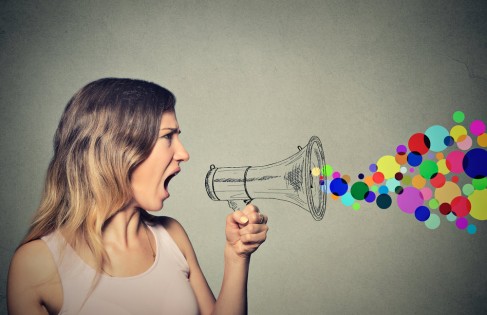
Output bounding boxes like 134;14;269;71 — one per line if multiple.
22;78;175;273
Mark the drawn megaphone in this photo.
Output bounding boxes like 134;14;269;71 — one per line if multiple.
205;136;327;220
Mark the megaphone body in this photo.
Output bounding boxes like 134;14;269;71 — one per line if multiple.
205;136;327;220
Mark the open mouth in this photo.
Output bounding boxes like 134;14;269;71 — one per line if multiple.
163;170;180;191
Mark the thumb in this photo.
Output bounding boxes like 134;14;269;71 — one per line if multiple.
231;210;249;226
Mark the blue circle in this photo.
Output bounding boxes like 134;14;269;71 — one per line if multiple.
463;148;487;179
378;185;389;194
414;206;430;222
330;178;348;196
407;151;423;167
444;136;454;146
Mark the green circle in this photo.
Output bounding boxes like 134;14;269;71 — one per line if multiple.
322;164;333;177
352;203;360;211
453;111;465;123
472;178;487;190
350;182;369;200
429;198;439;209
371;185;378;192
419;160;438;179
462;183;475;196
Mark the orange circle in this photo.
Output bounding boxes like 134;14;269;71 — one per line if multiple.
435;152;444;160
412;175;426;189
330;194;339;201
395;153;408;165
364;176;374;187
478;133;487;147
342;175;351;183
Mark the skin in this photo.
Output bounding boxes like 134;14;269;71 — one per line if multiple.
7;111;268;315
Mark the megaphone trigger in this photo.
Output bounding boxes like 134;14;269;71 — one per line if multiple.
228;199;251;211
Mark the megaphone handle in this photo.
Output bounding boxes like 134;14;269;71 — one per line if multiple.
228;199;251;211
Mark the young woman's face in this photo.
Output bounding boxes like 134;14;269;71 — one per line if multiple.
130;111;190;211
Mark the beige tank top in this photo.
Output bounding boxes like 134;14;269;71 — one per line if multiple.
42;225;199;315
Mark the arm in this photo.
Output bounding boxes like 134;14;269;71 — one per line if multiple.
7;240;62;315
164;204;268;315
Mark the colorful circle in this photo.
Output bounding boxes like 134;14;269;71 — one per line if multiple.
397;187;424;214
463;148;487;179
408;133;430;155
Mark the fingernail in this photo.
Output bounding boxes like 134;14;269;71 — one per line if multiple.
240;216;249;224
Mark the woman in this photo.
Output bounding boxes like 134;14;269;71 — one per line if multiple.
7;78;268;315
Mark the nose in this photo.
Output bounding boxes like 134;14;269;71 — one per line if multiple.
175;138;190;162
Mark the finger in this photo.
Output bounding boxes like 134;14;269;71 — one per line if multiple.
231;210;249;226
240;230;267;245
239;223;269;236
242;203;260;217
247;211;268;224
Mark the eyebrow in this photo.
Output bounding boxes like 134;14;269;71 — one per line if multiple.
160;127;180;131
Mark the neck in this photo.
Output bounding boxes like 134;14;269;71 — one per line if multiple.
102;204;145;248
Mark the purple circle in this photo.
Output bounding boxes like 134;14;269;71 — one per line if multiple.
456;217;468;230
365;191;376;203
396;187;424;214
470;120;486;136
396;144;407;154
369;164;378;172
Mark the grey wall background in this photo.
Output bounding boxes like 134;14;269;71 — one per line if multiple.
1;0;486;314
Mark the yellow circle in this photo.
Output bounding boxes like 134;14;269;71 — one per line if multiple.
450;125;467;141
311;167;321;177
376;155;400;179
469;189;487;221
437;159;450;175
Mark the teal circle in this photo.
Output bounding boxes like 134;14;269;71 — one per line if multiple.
386;178;400;191
425;213;440;229
467;224;477;235
462;184;475;196
341;192;355;207
425;125;449;152
446;212;457;222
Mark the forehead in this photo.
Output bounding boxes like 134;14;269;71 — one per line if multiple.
160;111;178;127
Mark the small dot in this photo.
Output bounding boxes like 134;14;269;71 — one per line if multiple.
312;167;321;177
453;111;465;123
358;173;364;180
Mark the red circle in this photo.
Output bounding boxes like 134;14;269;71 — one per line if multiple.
408;133;430;155
451;175;459;183
439;203;451;215
373;172;384;184
430;173;446;188
451;196;471;217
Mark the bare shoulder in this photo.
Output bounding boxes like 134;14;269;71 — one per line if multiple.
8;239;62;314
9;240;58;283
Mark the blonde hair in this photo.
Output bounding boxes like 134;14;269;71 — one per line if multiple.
22;78;175;273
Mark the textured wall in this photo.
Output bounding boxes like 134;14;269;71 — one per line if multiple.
1;1;486;314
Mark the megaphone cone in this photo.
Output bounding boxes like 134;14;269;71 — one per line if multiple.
205;136;327;220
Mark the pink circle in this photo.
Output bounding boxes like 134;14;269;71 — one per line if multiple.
470;120;486;136
446;150;465;173
456;217;468;230
420;187;432;200
332;172;341;179
457;135;472;151
397;187;424;214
